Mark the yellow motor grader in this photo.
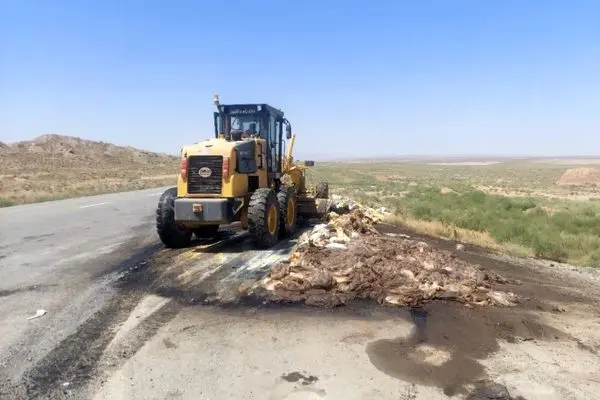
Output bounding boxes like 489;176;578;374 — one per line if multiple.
156;94;330;248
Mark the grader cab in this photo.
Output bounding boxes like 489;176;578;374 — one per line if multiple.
156;94;330;249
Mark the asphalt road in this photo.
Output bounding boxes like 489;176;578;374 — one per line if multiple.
0;187;171;381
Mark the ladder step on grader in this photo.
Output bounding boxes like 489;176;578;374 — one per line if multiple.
155;94;331;249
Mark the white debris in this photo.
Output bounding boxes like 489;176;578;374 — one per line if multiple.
487;291;518;307
387;232;411;238
296;197;386;250
378;207;391;215
27;309;47;320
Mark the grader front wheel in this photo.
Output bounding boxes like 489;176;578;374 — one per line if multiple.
156;187;192;248
248;188;280;248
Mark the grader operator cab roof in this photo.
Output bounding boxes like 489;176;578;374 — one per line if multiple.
217;103;284;119
213;101;292;141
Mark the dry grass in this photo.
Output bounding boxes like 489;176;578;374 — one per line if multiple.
0;134;179;206
386;215;503;251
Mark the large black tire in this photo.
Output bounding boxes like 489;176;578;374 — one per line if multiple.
156;187;192;248
193;225;219;239
248;188;280;248
277;186;298;238
315;181;329;199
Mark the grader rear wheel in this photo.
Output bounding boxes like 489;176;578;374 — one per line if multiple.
277;186;297;238
248;188;280;248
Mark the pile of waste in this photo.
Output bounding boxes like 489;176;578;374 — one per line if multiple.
255;198;519;308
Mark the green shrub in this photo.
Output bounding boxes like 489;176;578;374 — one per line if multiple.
395;186;600;265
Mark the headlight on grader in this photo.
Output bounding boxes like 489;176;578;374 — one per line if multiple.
180;155;188;181
222;156;230;181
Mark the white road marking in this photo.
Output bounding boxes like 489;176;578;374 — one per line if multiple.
103;294;172;354
80;202;112;209
147;192;163;197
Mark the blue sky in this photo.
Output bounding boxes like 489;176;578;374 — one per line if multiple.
1;0;599;160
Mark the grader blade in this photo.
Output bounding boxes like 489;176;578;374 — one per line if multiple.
297;196;332;219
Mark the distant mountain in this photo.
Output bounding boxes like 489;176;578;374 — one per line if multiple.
0;134;177;162
0;134;179;206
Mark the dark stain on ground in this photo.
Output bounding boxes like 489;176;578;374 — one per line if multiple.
163;338;178;349
0;243;180;400
410;307;428;343
576;339;598;355
22;232;55;242
191;229;251;254
361;223;600;397
0;283;58;298
89;235;164;281
13;290;182;400
281;371;319;385
465;380;527;400
165;389;184;399
12;293;139;399
365;292;578;397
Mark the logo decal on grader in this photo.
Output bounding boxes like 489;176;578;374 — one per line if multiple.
198;167;212;178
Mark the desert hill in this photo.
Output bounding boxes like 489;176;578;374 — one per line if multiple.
0;134;179;206
556;167;600;186
0;134;177;162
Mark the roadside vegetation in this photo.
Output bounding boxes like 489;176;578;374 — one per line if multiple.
307;160;600;267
